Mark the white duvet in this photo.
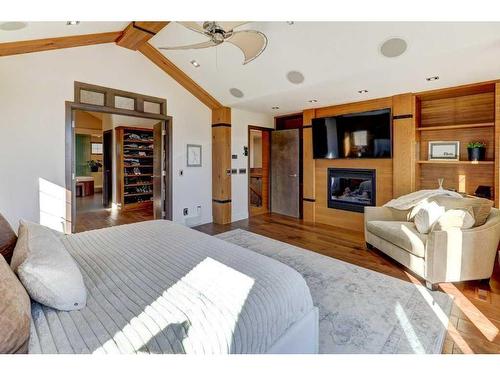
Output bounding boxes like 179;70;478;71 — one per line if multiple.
29;220;314;354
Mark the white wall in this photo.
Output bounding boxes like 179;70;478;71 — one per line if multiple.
0;43;212;230
231;108;274;221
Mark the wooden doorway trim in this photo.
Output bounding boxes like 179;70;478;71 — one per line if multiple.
248;125;272;217
66;82;172;233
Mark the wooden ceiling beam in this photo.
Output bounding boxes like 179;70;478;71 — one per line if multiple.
116;21;170;50
138;42;223;110
0;31;123;57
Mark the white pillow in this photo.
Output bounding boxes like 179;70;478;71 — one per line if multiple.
11;220;86;311
414;202;445;234
431;209;475;232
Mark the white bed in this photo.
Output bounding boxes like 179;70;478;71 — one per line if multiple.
29;220;318;354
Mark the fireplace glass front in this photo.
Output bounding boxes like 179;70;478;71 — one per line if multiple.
328;168;376;212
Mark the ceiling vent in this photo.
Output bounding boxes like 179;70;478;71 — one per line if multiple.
380;38;407;58
286;71;305;84
229;88;244;98
0;22;27;31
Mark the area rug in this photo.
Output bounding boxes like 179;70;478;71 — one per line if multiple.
215;229;453;354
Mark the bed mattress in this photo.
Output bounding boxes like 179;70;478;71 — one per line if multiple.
29;220;314;354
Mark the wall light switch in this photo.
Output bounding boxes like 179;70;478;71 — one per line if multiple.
179;169;184;176
239;168;247;174
231;169;238;174
232;154;238;159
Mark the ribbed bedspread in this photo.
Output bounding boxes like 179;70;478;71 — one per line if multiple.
29;220;313;354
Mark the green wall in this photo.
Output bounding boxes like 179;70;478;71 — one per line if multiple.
76;134;91;176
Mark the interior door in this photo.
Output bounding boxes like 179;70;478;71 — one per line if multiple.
153;120;170;220
271;129;300;217
102;130;112;208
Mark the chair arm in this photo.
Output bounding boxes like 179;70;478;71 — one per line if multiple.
426;215;500;283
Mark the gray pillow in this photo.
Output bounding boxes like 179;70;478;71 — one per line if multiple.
11;220;86;311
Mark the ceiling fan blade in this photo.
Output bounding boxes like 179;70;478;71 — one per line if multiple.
226;30;267;64
217;21;248;31
177;21;207;35
159;40;218;51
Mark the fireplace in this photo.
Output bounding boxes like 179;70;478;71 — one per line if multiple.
327;168;376;212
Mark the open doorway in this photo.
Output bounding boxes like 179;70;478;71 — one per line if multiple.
74;111;167;232
248;126;271;216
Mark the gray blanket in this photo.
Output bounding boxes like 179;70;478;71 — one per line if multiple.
29;220;313;354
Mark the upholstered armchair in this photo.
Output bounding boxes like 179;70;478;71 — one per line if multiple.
364;206;500;290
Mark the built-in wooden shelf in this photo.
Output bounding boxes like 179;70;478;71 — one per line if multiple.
124;192;153;197
123;155;153;159
124;164;153;168
124;174;153;177
416;122;494;131
417;160;494;165
124;183;153;187
123;147;153;151
124;139;153;144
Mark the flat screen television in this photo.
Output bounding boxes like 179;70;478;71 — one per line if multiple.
312;108;392;159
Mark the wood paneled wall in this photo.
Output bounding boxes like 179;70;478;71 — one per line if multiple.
301;80;500;233
305;97;394;231
495;83;500;207
302;109;316;222
314;159;393;230
392;94;417;197
212;107;232;224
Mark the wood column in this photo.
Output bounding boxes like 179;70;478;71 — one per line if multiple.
495;83;500;208
302;109;316;222
212;107;232;224
392;93;417;198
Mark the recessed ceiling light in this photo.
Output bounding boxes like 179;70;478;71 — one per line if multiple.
286;21;295;25
380;37;407;58
308;99;317;103
66;21;80;26
190;60;200;68
358;89;369;94
426;76;439;81
286;71;305;84
229;88;244;98
0;22;28;31
272;106;280;110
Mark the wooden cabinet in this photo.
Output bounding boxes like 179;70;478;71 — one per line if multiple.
415;83;497;205
116;126;154;211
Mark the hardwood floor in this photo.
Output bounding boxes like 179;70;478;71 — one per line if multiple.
75;195;153;232
195;212;500;354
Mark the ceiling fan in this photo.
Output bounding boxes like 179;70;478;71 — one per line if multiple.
158;22;268;65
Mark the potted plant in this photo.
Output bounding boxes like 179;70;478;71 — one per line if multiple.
87;160;103;172
467;141;486;162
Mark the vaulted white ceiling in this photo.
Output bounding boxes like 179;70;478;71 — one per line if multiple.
0;21;128;42
150;22;500;115
2;21;499;115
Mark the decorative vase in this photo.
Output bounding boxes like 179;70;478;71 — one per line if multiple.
467;147;485;162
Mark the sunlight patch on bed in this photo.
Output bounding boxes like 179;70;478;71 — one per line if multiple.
94;257;255;353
